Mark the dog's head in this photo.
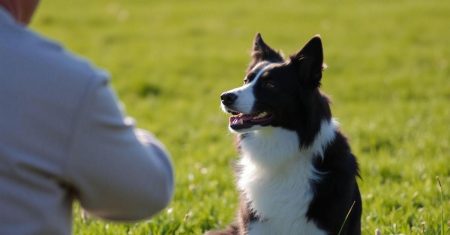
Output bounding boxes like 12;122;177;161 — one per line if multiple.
221;34;331;145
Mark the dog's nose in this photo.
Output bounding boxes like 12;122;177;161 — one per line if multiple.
221;92;237;106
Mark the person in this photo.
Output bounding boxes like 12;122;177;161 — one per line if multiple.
0;1;174;234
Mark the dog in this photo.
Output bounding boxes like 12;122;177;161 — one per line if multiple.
207;34;362;235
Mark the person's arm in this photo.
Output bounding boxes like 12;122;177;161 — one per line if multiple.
64;78;173;221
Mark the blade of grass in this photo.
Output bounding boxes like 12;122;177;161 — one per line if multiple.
436;176;444;235
337;200;356;235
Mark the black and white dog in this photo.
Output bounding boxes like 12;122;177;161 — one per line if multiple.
209;34;361;235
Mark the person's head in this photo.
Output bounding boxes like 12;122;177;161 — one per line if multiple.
0;0;40;25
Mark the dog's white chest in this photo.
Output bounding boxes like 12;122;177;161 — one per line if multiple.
237;127;334;235
239;157;326;235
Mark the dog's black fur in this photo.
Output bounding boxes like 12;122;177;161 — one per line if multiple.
207;34;361;235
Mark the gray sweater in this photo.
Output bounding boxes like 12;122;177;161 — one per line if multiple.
0;7;173;235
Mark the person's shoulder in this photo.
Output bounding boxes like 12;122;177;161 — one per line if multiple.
0;21;108;86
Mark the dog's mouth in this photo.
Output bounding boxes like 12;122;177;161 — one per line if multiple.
229;111;274;130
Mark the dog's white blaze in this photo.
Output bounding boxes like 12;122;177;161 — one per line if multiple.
223;63;271;114
237;120;338;235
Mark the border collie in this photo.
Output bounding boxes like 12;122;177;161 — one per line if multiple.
207;34;361;235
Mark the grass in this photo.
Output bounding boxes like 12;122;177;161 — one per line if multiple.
32;0;449;234
338;201;357;235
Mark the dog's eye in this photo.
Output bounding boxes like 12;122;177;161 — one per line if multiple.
263;81;276;89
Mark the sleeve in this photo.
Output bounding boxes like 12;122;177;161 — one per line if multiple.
64;78;174;221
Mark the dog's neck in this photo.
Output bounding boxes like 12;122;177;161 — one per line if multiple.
238;119;338;170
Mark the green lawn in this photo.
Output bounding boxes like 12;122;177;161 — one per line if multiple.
32;0;448;234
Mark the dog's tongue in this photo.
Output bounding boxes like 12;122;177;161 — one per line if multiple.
230;114;252;125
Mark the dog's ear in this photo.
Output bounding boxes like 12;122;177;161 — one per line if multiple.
291;35;324;88
248;33;283;71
